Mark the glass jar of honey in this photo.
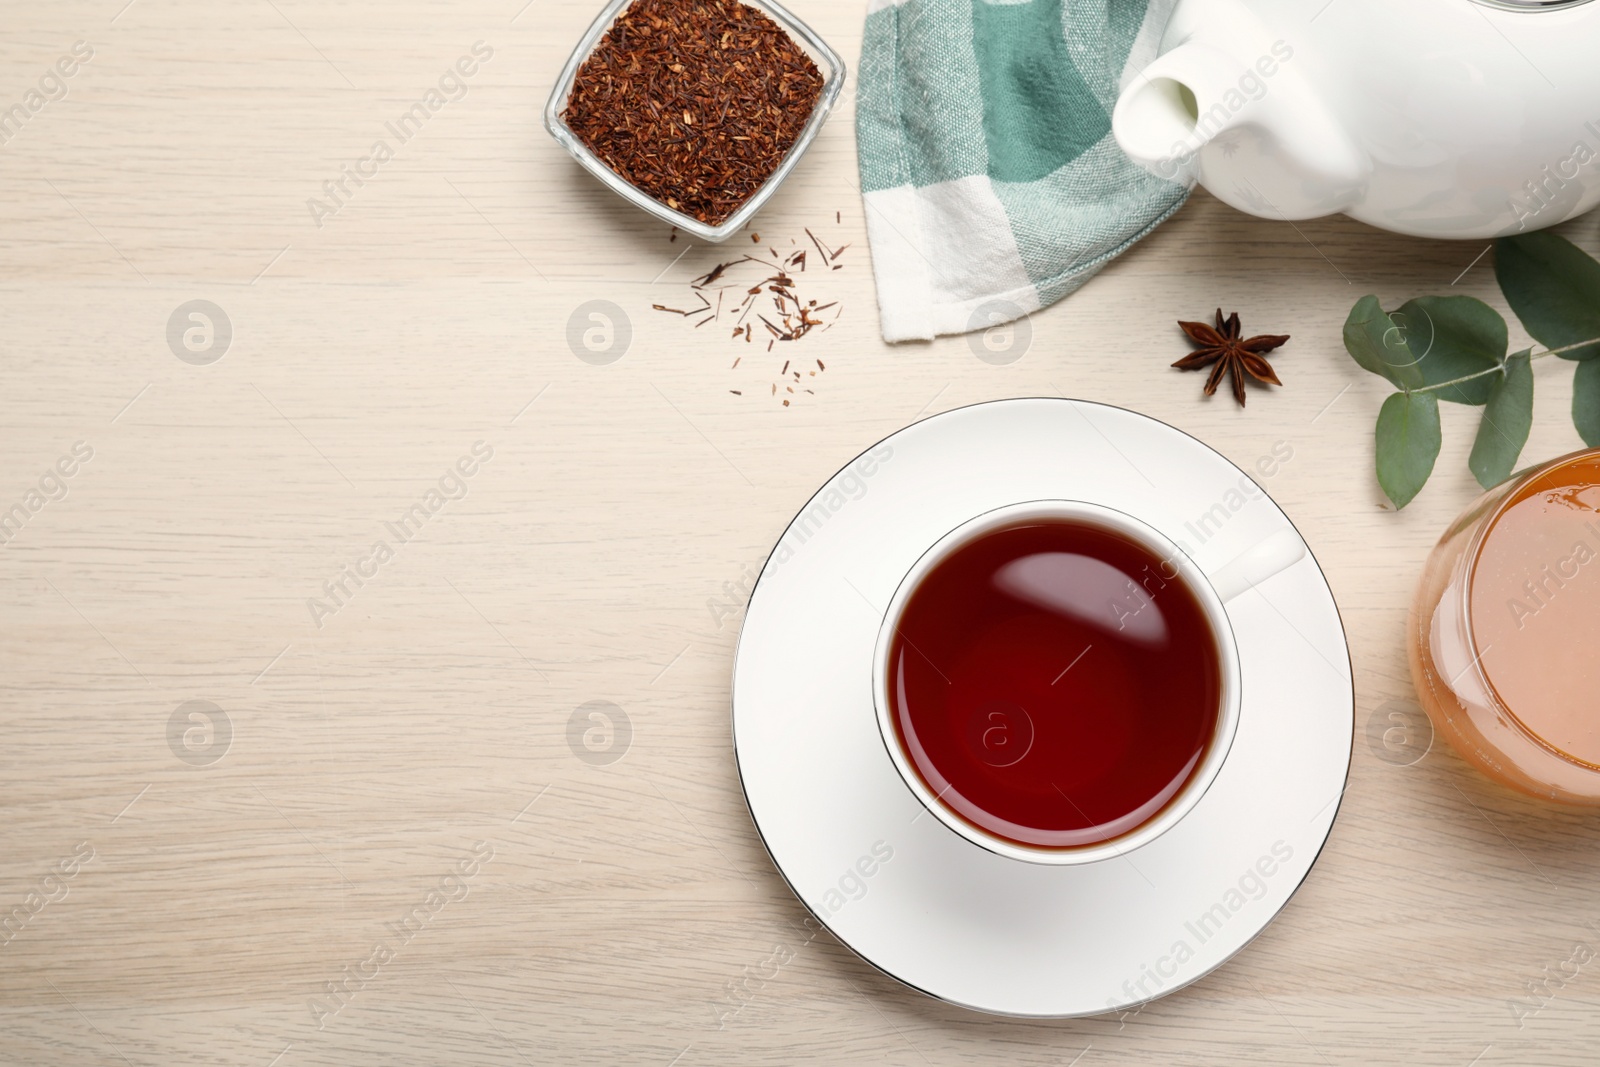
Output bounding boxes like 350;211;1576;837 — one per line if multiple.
1409;448;1600;802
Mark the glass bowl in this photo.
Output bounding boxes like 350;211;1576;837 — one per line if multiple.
1408;447;1600;803
543;0;845;243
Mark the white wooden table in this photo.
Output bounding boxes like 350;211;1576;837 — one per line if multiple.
4;1;1600;1063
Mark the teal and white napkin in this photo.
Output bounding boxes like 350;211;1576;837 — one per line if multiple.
856;0;1187;342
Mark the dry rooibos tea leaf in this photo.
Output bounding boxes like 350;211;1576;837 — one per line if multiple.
563;0;824;225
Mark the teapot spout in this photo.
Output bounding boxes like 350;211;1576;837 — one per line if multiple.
1113;37;1368;221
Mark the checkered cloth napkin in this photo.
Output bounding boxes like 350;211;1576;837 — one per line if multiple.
856;0;1187;342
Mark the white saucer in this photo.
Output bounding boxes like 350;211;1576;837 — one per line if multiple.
732;398;1353;1017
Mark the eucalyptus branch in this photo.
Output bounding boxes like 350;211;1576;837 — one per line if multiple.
1403;334;1600;397
1540;336;1600;359
1404;363;1515;396
1345;233;1600;509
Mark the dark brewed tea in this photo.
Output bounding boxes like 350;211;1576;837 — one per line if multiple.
886;518;1223;849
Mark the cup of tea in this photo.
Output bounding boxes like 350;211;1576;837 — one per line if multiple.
873;499;1303;865
1409;448;1600;803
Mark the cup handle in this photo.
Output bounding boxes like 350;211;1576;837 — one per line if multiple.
1207;530;1307;604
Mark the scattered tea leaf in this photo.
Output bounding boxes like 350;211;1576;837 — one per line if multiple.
1469;349;1533;489
1375;390;1441;509
656;227;844;405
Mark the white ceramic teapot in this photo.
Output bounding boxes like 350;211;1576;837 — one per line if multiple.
1112;0;1600;238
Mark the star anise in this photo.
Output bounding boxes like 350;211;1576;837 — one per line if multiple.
1173;310;1290;407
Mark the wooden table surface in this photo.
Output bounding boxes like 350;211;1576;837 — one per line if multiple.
5;2;1600;1064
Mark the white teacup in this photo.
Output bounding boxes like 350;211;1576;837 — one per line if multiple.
872;499;1304;866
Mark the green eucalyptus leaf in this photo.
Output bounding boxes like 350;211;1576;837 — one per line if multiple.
1375;390;1441;510
1343;295;1423;390
1495;232;1600;361
1469;349;1533;489
1575;358;1600;447
1393;296;1507;405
